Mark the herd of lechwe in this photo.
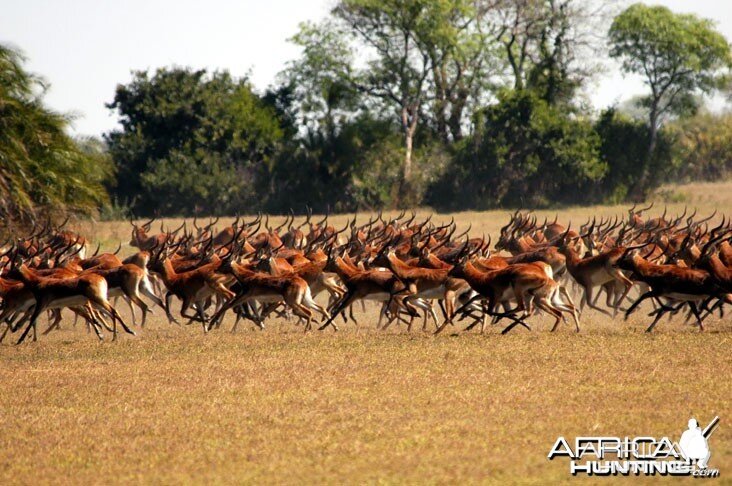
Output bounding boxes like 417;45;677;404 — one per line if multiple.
1;204;731;344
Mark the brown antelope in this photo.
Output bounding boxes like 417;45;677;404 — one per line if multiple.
5;206;732;341
0;262;111;340
375;247;469;331
442;253;580;335
317;255;423;331
210;259;331;332
615;246;725;332
557;229;634;316
148;246;235;330
130;218;183;250
9;260;134;344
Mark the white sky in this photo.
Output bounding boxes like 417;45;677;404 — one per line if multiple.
2;0;731;137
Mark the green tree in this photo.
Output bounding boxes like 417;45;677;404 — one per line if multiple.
283;0;606;207
593;108;675;203
266;114;405;212
669;111;732;181
609;3;731;199
413;0;499;142
0;44;110;224
105;68;282;215
286;1;502;204
333;0;434;193
429;90;605;209
283;21;361;141
275;19;454;212
495;0;604;105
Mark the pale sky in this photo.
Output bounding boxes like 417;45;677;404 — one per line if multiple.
2;0;731;137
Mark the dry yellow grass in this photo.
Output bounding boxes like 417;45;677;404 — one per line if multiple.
1;181;731;484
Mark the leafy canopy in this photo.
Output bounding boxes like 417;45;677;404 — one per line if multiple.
106;68;282;215
609;3;731;124
430;89;605;210
0;44;111;224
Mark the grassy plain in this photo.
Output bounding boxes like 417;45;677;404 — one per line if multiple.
1;181;731;484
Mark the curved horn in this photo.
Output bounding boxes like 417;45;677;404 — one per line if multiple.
696;209;717;227
273;213;290;233
671;206;687;227
560;222;572;243
57;215;70;229
171;220;186;235
437;216;455;231
700;229;727;257
454;223;472;241
296;211;309;230
580;218;595;239
316;206;330;227
499;213;513;234
142;217;154;231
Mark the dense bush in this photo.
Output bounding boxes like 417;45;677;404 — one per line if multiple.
428;91;606;210
105;68;282;216
265;115;430;213
592;108;677;203
264;120;451;213
669;113;732;182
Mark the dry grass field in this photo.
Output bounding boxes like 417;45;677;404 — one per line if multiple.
1;181;731;484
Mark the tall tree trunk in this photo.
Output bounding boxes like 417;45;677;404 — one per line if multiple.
400;105;419;206
432;65;448;143
632;104;659;201
404;131;413;180
647;115;659;160
401;106;416;181
448;98;466;142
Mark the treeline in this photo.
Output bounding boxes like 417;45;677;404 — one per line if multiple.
2;1;732;221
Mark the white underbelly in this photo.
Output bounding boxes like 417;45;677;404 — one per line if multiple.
47;295;92;309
